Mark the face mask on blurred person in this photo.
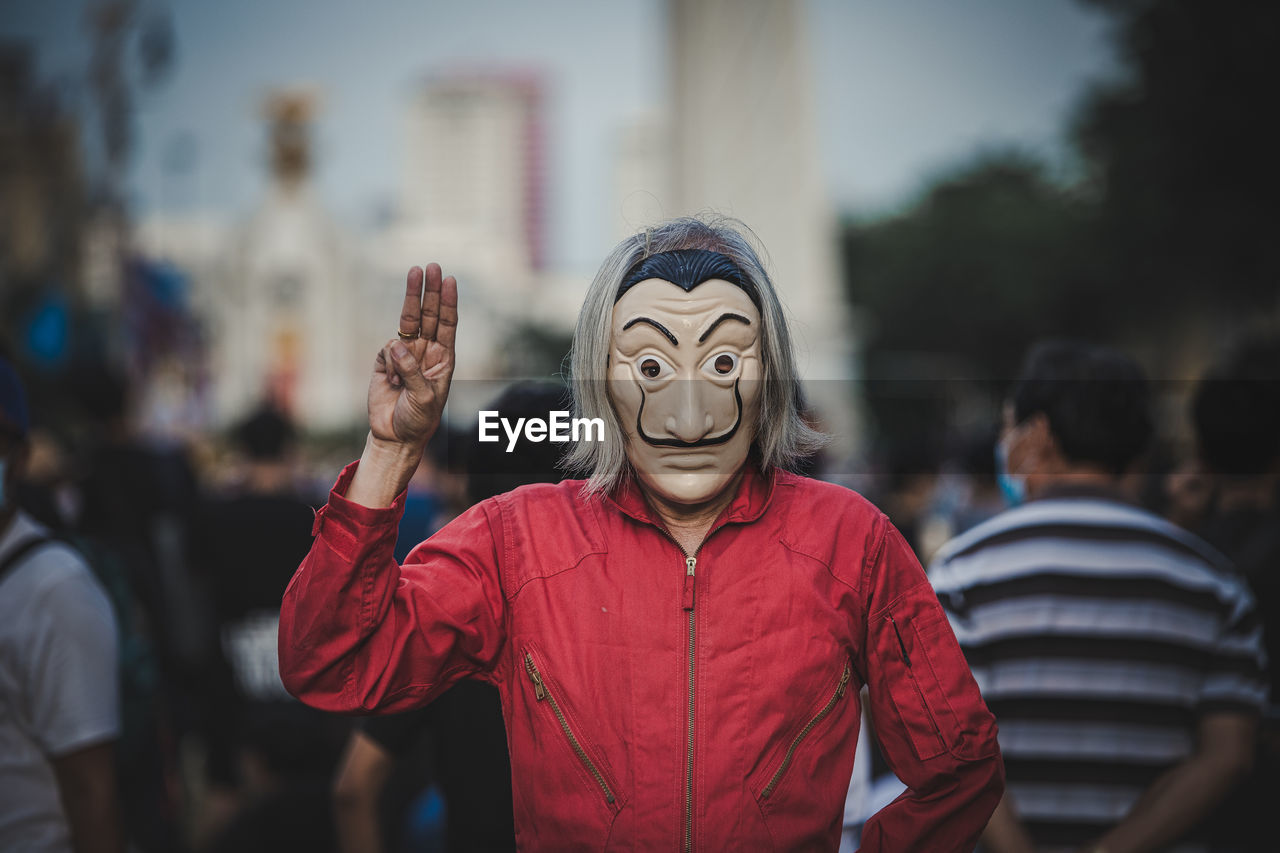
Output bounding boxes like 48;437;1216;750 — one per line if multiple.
995;437;1026;507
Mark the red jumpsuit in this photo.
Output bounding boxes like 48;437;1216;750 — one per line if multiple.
279;461;1003;851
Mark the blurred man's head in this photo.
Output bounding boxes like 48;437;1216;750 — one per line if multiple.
998;340;1152;501
234;404;296;462
0;355;31;525
232;404;297;494
1192;335;1280;479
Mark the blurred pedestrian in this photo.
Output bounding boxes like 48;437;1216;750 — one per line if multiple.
0;355;125;853
190;403;346;851
1191;334;1280;850
68;364;190;851
931;340;1267;853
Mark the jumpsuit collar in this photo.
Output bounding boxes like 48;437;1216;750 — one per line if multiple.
604;460;779;529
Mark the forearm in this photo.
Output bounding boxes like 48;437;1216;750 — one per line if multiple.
347;432;423;508
334;796;383;853
981;793;1035;853
1093;754;1248;853
333;731;392;853
54;743;125;853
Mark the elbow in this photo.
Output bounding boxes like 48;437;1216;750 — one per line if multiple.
968;747;1007;810
276;626;310;702
275;629;351;712
277;657;309;704
952;741;1006;818
1217;742;1256;785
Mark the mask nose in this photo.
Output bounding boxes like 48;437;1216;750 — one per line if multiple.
664;381;715;443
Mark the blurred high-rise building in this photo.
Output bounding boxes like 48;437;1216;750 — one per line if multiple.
400;72;546;272
667;0;858;460
610;111;670;243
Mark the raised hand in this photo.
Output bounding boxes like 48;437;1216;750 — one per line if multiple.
369;264;458;448
348;264;457;508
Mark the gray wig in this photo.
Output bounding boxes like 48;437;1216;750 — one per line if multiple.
566;214;827;495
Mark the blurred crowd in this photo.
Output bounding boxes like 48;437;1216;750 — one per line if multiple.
0;330;1275;853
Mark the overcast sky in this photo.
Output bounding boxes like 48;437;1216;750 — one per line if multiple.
4;0;1118;270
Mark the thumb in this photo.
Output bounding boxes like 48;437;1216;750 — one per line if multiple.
390;342;430;400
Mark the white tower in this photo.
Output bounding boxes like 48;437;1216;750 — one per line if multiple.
211;91;362;431
665;0;860;460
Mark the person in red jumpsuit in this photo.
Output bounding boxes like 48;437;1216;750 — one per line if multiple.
279;216;1003;851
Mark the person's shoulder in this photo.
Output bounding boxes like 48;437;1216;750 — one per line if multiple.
491;478;592;513
771;472;891;574
482;481;607;593
774;470;883;520
2;515;95;593
930;502;1045;567
2;537;113;636
486;479;604;545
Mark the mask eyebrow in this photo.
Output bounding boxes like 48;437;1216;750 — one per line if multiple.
698;312;752;344
622;316;679;347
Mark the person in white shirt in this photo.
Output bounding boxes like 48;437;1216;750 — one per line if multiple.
0;355;124;853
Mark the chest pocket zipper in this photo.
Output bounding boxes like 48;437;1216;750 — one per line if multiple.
760;660;853;801
524;652;617;807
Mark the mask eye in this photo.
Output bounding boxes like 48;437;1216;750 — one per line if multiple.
704;352;738;377
638;355;672;380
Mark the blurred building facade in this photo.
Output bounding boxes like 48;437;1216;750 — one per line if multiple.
138;75;569;434
142;93;366;432
0;44;87;358
668;0;858;459
400;72;546;273
610;0;862;461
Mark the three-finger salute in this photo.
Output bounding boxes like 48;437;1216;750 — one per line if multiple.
350;264;458;508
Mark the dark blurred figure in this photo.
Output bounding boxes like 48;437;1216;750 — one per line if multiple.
874;440;941;558
76;364;202;671
332;383;571;853
1191;334;1280;851
190;403;346;853
0;355;125;853
930;341;1266;853
72;366;198;852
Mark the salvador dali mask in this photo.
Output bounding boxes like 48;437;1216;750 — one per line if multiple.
608;249;763;506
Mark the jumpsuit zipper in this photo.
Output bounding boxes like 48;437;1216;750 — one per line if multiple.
684;553;696;852
759;661;853;800
653;525;704;853
524;652;616;806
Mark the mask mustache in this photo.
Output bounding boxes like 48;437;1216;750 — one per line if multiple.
635;380;743;448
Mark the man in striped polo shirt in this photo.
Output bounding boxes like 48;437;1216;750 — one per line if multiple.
930;341;1267;853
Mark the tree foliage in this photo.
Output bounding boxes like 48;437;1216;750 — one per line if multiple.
842;0;1279;456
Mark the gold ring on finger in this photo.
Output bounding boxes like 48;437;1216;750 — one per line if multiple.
397;329;418;341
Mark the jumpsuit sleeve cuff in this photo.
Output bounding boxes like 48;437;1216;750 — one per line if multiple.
311;459;408;537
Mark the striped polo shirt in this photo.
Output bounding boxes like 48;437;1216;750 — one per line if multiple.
929;491;1268;850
